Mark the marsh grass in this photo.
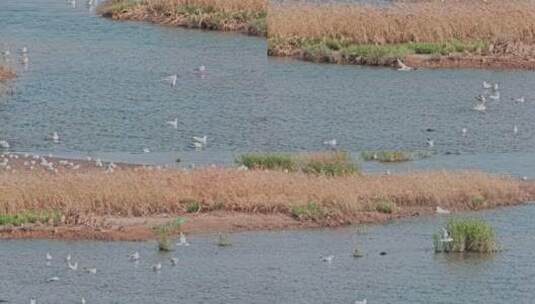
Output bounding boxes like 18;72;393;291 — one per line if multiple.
217;233;232;247
374;200;397;214
98;0;267;35
0;168;531;224
0;211;61;226
361;150;432;163
153;217;185;251
237;152;359;176
434;218;499;254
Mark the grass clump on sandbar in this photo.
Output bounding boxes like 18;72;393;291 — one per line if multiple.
153;217;185;251
434;218;499;254
268;1;535;68
98;0;267;36
236;151;359;176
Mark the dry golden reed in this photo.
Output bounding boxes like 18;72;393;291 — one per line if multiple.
0;168;532;221
268;1;535;45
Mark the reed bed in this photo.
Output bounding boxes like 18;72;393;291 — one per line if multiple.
0;168;532;224
268;1;535;64
434;218;499;253
98;0;267;35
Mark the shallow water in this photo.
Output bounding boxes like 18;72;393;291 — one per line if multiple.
1;204;534;303
1;0;535;176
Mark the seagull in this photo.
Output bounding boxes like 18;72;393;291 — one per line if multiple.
30;298;37;304
2;50;10;57
473;102;486;112
22;56;29;65
21;47;28;54
195;65;206;73
68;261;78;271
513;96;525;103
441;227;453;243
192;136;207;145
426;138;434;148
0;140;9;149
83;267;97;274
436;206;450;214
492;83;499;92
514;125;518;135
489;92;500;100
152;263;162;272
482;81;492;89
177;232;189;246
396;58;413;71
475;94;487;103
95;158;103;167
354;299;367;304
65;254;71;262
170;257;179;266
461;128;467;137
162;74;178;87
321;255;334;263
143;148;150;153
166;118;178;129
323;139;337;149
81;297;86;304
128;251;140;261
46;276;59;282
46;252;53;261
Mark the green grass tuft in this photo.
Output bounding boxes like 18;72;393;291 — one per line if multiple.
154;217;186;252
291;202;326;221
434;218;498;253
0;211;62;226
375;200;396;214
236;153;297;171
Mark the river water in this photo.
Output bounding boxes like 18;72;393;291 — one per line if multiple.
1;204;534;303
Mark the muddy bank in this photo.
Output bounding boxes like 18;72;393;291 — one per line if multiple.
98;0;267;36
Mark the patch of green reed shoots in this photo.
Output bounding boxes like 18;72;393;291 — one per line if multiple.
374;200;396;214
217;233;232;247
0;211;62;226
236;153;297;171
237;152;359;176
97;0;140;15
291;202;326;222
361;150;433;163
182;199;201;213
433;218;498;254
154;217;186;252
289;38;490;64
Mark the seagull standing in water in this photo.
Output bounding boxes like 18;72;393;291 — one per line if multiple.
426;138;434;148
152;263;162;272
396;58;413;71
0;140;10;149
128;251;140;261
354;299;367;304
192;135;207;145
166;118;178;129
68;261;78;271
513;96;525;103
162;74;178;87
514;125;519;135
321;255;334;263
489;91;500;101
482;81;492;89
461;128;467;137
441;227;453;243
170;257;179;266
30;298;37;304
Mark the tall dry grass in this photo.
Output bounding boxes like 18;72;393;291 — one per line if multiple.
0;168;532;222
268;1;535;45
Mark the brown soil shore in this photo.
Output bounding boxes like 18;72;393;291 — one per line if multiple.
0;66;15;81
1;153;533;241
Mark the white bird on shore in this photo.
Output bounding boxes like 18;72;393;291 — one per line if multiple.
162;74;178;87
482;81;492;89
46;276;59;282
68;261;78;271
436;206;450;214
426;138;434;148
170;257;179;266
354;299;367;304
166;118;178;129
323;139;337;149
192;136;207;145
441;227;453;243
152;263;162;272
396;58;413;71
128;251;140;261
0;140;9;149
321;255;334;263
83;267;97;274
177;232;189;246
